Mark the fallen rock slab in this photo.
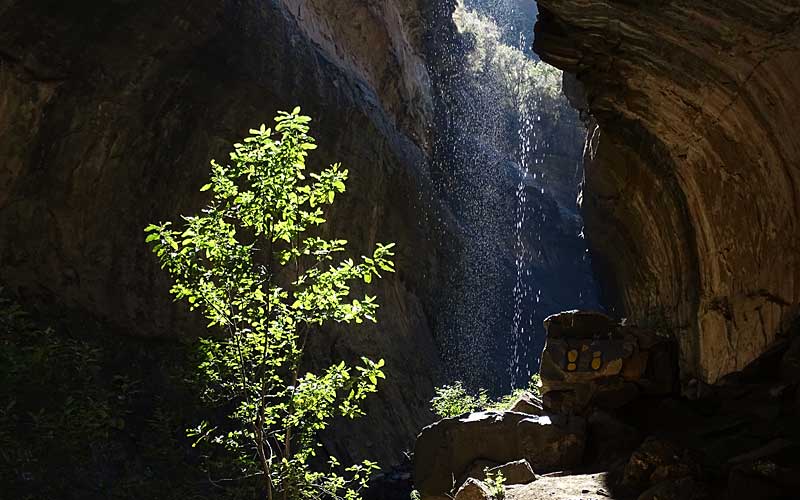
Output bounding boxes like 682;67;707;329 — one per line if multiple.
509;392;545;415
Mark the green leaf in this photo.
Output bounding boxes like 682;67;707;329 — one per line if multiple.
200;183;212;192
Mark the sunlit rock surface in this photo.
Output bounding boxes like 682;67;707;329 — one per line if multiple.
535;0;800;383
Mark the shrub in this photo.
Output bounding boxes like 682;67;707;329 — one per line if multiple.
431;373;542;417
430;381;489;418
454;2;563;115
145;108;395;500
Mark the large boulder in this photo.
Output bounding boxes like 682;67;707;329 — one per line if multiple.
454;479;493;500
414;411;585;498
541;310;676;414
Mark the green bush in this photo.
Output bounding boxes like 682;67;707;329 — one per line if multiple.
454;2;564;117
484;469;506;499
430;381;490;418
431;374;542;418
0;294;121;489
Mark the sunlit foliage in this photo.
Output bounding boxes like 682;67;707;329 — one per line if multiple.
145;108;395;500
430;374;542;418
454;2;563;116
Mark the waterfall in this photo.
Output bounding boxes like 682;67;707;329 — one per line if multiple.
426;0;600;394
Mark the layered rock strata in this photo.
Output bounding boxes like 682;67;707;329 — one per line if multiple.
534;0;800;383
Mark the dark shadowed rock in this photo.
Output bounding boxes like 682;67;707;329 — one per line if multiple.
727;459;800;500
586;409;642;467
637;477;708;500
543;310;617;339
623;438;694;490
780;336;800;384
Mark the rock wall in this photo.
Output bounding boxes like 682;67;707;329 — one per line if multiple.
0;0;442;466
534;0;800;383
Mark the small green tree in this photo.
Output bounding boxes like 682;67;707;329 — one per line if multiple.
145;108;395;500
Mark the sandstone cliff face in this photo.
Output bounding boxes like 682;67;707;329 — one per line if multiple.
279;0;432;146
0;0;440;465
534;0;800;383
